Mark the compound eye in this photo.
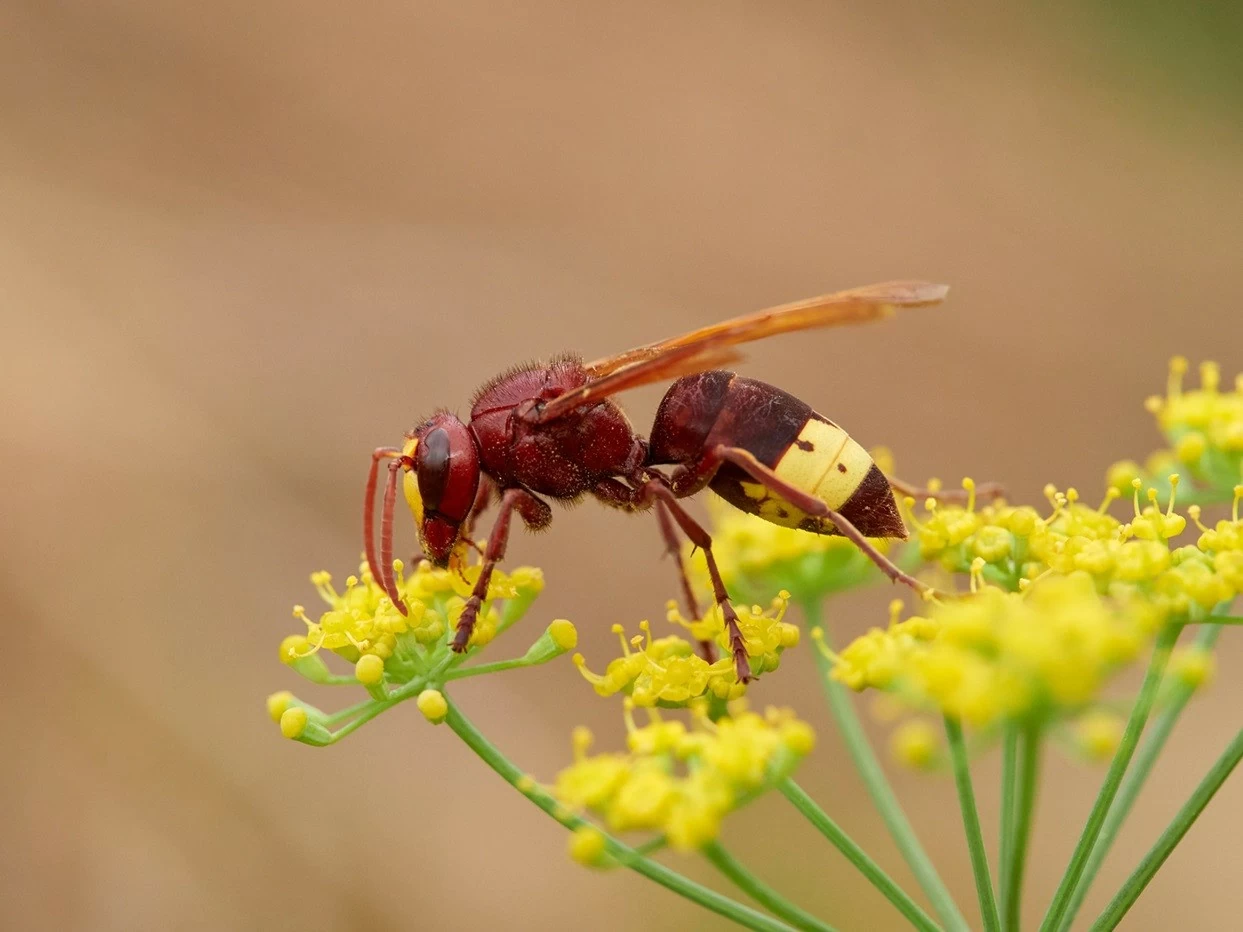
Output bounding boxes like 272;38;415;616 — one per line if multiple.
417;427;452;513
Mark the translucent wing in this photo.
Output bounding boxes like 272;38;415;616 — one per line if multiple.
532;280;947;424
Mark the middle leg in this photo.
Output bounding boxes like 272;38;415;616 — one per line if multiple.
594;476;752;682
450;487;552;652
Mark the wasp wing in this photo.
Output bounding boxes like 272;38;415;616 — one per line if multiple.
533;280;947;424
587;280;947;377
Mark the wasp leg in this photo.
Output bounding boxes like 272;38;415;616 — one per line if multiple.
451;488;552;653
462;476;496;542
364;446;405;602
711;446;940;599
889;476;1006;504
652;500;717;663
595;476;751;683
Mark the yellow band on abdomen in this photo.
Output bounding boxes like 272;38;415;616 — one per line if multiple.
743;419;871;528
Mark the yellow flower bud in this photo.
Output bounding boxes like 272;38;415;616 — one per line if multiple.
779;720;816;756
279;635;309;664
267;691;294;723
1106;460;1142;494
355;653;385;686
549;619;578;651
1175;431;1207;464
567;825;607;866
1170;647;1215;691
891;721;939;770
1075;711;1123;762
280;706;309;739
417;689;449;724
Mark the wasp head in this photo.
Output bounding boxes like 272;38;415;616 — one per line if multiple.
403;413;482;568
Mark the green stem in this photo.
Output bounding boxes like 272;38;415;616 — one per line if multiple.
442;698;796;932
944;717;1002;932
1039;623;1180;932
801;600;968;932
1089;727;1243;931
1191;615;1243;625
329;696;401;741
445;656;536;679
778;779;941;932
1001;725;1041;931
324;696;382;726
998;728;1018;926
1058;622;1224;929
702;841;838;932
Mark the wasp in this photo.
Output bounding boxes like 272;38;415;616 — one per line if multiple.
364;281;969;683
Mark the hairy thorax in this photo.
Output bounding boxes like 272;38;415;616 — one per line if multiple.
469;356;646;498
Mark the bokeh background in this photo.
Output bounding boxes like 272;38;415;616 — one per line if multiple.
3;2;1241;929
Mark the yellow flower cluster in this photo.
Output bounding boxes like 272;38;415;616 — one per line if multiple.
573;593;799;706
1112;358;1243;497
555;705;814;851
832;574;1162;729
908;475;1241;620
278;558;545;686
268;551;567;745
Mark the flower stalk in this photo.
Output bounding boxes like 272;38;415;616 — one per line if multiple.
443;699;798;932
1040;622;1181;932
1089;727;1243;931
701;841;838;932
1058;620;1225;927
1000;724;1041;931
801;599;968;932
944;716;1001;932
778;779;941;932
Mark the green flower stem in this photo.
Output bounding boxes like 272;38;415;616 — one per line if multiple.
944;717;1001;932
1089;727;1243;932
446;656;538;679
1192;615;1243;625
701;841;838;932
778;779;941;932
1001;725;1041;931
442;698;797;932
1059;622;1224;929
329;696;403;742
998;729;1018;926
324;677;428;742
1039;623;1180;932
324;696;382;726
800;600;968;932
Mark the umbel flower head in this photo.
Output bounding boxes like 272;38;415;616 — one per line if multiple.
906;471;1240;621
554;702;814;852
1110;357;1243;500
269;554;572;745
831;573;1163;730
573;592;799;706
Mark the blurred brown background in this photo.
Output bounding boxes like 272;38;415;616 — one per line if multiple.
2;2;1241;929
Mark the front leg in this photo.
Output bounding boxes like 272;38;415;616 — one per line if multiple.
451;487;552;652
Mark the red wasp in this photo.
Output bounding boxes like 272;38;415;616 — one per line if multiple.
364;281;964;683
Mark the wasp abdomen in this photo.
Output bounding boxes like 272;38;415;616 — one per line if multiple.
653;374;906;539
